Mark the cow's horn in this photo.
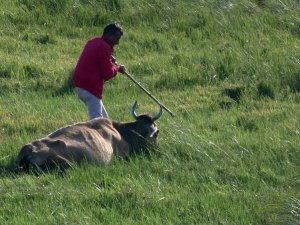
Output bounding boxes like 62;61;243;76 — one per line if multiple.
131;100;139;119
152;105;163;121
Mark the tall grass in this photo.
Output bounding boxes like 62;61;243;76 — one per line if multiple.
0;0;299;224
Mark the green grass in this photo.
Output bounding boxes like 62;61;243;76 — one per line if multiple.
0;0;300;224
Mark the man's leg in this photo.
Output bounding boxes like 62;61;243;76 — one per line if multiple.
75;87;108;119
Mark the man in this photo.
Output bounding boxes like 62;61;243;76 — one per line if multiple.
73;23;126;119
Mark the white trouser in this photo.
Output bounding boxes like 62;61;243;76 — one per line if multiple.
75;87;108;120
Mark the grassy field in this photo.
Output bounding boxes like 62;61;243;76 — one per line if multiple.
0;0;299;224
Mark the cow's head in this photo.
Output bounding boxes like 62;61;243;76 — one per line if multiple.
121;101;163;154
131;100;162;139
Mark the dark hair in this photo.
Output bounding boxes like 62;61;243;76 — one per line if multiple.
103;23;123;35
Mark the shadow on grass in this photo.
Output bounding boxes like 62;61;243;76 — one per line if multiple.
52;71;74;97
0;162;20;178
0;162;68;178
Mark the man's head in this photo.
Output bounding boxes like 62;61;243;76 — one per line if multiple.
103;23;123;46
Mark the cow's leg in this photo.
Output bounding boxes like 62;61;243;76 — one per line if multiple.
24;150;52;170
43;154;73;171
16;149;72;172
15;144;34;172
16;139;73;172
36;140;73;171
28;145;73;171
16;147;52;173
15;140;56;171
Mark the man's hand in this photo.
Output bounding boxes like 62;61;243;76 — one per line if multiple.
118;65;126;74
112;56;117;65
112;56;126;74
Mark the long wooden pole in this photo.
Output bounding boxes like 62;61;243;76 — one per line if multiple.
113;58;175;117
122;70;175;117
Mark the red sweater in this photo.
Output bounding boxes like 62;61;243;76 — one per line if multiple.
73;36;120;99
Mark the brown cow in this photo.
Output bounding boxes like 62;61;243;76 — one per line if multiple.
15;101;162;172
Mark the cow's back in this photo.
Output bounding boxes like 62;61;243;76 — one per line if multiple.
45;118;128;164
15;118;130;171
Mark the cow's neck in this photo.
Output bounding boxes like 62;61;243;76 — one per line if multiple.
112;121;144;153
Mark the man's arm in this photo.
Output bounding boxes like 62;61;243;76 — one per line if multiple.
99;47;120;81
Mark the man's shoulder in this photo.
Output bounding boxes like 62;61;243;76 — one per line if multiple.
84;36;112;56
88;37;109;47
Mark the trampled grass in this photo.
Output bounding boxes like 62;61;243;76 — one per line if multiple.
0;0;300;224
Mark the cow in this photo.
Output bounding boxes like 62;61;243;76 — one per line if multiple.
15;101;162;172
